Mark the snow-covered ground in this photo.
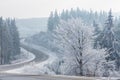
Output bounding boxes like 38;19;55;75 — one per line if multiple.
5;41;58;75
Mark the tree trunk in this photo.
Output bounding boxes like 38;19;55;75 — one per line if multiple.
79;59;83;76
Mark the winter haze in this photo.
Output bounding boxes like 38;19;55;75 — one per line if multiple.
0;0;120;80
0;0;120;18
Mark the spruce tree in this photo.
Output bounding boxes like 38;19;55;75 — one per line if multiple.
0;18;20;64
10;19;20;58
0;17;4;64
93;20;101;49
54;10;60;30
96;10;120;70
61;10;66;20
47;11;54;32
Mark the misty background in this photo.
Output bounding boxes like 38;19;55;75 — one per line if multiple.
0;0;120;18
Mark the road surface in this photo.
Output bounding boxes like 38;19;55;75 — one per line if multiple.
4;40;57;75
21;43;49;63
0;42;49;72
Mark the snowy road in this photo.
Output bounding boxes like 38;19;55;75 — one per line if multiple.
5;41;57;74
0;41;48;72
21;43;49;63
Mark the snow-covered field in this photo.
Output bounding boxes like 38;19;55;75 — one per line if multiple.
5;41;58;75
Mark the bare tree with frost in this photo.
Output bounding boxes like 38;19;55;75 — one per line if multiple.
53;18;111;76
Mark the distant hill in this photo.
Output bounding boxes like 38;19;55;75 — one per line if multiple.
15;12;120;38
16;17;48;38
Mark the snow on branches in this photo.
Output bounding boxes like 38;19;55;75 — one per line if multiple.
53;18;113;76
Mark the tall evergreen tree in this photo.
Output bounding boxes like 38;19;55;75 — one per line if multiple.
96;10;120;70
99;10;114;49
9;19;20;58
70;8;76;18
0;17;4;64
61;10;66;20
93;20;101;49
64;10;70;21
47;11;60;32
47;12;54;32
2;21;12;64
0;18;20;64
53;10;60;30
0;17;11;64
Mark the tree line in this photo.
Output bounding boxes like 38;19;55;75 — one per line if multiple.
48;9;120;76
47;8;108;32
0;17;20;64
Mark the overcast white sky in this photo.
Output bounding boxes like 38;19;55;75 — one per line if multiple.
0;0;120;18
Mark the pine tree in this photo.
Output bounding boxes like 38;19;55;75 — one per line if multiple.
0;18;20;64
53;10;60;30
93;20;101;49
93;20;100;35
96;10;120;70
9;19;20;58
47;11;54;32
0;17;4;64
2;21;12;64
64;10;70;21
70;8;76;18
47;11;60;32
99;10;114;49
61;10;66;20
0;17;11;64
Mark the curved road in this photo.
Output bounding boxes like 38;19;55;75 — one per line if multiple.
0;41;49;71
21;43;49;63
